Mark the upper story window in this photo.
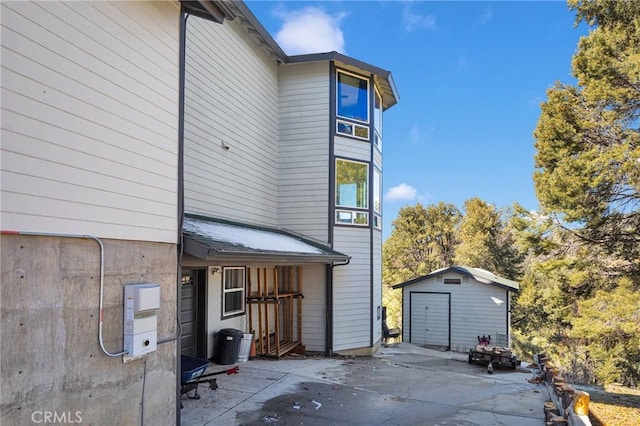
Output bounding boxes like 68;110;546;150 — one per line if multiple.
374;87;382;151
336;158;368;226
337;71;369;124
222;267;245;318
373;168;382;229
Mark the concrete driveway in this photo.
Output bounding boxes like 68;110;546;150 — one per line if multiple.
180;343;547;425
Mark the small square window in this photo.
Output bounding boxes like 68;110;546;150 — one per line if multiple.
337;121;353;136
337;211;353;224
336;210;368;226
354;212;368;225
354;125;369;139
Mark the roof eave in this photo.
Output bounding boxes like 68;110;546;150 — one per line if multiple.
392;266;519;292
229;0;287;61
204;250;350;264
286;51;399;109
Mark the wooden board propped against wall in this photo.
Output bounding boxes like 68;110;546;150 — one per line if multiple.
247;266;303;358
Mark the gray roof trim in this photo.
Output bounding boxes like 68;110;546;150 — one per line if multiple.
287;52;399;110
227;3;399;109
287;52;390;80
392;266;520;293
181;1;228;23
229;1;288;61
183;213;350;264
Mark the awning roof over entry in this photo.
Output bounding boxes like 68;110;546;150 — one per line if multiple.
183;213;350;264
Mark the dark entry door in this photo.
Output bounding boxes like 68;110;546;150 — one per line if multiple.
180;269;206;358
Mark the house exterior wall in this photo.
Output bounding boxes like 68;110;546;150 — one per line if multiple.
332;227;372;352
334;135;371;162
300;264;327;352
400;272;510;352
183;14;280;227
206;267;245;358
372;230;383;344
0;2;181;424
1;235;178;425
373;148;382;169
330;70;389;353
1;0;180;243
278;62;331;243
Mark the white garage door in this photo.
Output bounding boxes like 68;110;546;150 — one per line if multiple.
410;292;450;348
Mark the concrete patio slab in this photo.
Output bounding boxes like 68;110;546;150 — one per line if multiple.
180;343;547;425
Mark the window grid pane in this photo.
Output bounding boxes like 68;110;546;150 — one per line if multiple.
223;267;245;317
336;159;368;209
374;88;382;151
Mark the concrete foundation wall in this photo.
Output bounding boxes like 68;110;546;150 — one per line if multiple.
1;235;178;425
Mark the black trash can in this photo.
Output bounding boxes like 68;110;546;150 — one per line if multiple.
213;328;243;365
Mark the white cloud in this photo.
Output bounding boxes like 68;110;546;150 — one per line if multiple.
403;3;437;33
273;7;346;55
408;124;434;145
476;7;494;26
385;183;417;202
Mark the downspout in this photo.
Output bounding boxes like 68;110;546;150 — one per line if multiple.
326;258;350;357
506;289;510;347
176;7;189;426
0;230;127;357
325;61;338;357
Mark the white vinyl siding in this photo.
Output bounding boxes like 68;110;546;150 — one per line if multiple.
373;148;382;170
372;230;382;344
1;1;180;242
301;264;327;352
332;227;371;351
206;266;244;358
183;16;279;227
401;273;510;351
334;135;370;162
278;62;330;242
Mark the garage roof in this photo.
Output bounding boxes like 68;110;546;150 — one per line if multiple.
392;266;519;293
183;213;350;264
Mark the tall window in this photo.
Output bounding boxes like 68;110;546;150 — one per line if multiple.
336;159;368;225
222;267;245;318
337;71;369;123
374;88;383;151
373;168;382;229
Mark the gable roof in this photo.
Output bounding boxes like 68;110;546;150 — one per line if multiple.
392;266;520;293
183;213;350;264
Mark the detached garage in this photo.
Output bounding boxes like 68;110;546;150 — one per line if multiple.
392;266;519;352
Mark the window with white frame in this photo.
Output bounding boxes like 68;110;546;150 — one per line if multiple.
374;87;383;151
336;119;369;140
373;168;382;229
337;71;369;123
222;267;245;318
336;159;369;226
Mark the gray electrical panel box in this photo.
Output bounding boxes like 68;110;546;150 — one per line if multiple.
123;283;160;362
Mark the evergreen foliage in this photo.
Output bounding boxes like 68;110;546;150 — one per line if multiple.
517;0;640;386
382;0;640;386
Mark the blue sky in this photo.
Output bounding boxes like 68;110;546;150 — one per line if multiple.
245;1;589;239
